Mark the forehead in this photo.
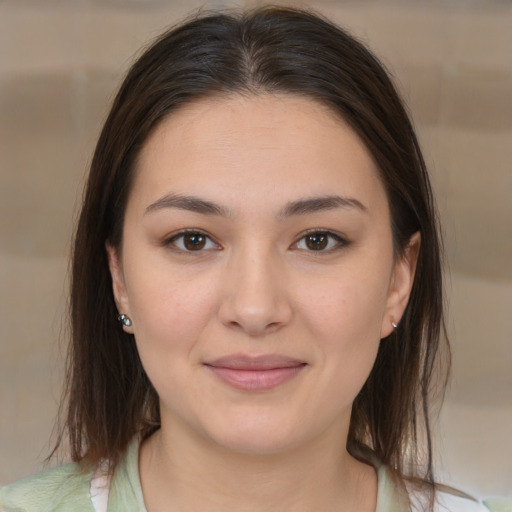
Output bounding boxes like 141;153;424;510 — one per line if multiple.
131;93;388;217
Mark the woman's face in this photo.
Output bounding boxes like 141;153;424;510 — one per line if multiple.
108;94;418;455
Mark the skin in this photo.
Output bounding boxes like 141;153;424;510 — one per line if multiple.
107;94;420;512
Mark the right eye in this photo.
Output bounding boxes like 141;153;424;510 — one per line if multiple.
165;230;220;252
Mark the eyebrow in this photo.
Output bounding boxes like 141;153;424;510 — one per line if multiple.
278;195;367;218
144;193;367;218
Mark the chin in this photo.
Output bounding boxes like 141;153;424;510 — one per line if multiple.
203;412;306;456
213;433;298;457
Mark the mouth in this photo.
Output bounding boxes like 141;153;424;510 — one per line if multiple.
204;354;307;392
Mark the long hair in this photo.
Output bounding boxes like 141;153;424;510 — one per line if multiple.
56;5;449;502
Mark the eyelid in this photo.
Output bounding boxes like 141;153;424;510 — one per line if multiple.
164;229;221;253
163;228;348;254
291;228;349;252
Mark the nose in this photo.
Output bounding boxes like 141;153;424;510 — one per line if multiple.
217;246;293;337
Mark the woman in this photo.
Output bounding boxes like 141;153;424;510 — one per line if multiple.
1;6;508;512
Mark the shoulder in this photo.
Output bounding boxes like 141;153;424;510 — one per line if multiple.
384;466;512;512
433;490;512;512
434;491;489;511
0;462;96;512
482;497;512;512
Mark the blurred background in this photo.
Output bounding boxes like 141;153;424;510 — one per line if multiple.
0;0;511;498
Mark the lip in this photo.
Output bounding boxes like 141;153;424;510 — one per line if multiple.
204;354;307;392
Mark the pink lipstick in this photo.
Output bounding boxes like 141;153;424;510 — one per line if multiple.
204;354;306;391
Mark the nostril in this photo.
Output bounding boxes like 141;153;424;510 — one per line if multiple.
217;264;293;335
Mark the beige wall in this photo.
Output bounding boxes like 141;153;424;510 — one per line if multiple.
1;0;511;498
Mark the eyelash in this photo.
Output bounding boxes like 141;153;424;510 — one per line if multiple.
164;229;349;255
293;229;348;252
164;229;220;253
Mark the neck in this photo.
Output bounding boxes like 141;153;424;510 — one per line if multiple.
139;422;378;512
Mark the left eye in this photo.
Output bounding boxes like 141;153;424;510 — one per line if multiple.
166;231;219;252
294;231;346;252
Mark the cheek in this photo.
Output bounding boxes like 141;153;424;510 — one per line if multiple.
124;267;219;408
124;260;217;353
300;270;389;343
297;269;389;386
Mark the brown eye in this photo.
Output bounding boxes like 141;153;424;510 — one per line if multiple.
305;233;328;251
166;231;219;252
183;233;206;250
294;231;347;252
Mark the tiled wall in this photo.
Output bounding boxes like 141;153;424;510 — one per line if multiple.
1;0;511;498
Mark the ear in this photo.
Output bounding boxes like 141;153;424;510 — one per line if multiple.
380;232;421;338
106;243;133;333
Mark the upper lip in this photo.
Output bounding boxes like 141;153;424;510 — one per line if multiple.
204;354;306;370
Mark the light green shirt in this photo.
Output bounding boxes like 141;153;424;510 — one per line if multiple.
1;438;510;511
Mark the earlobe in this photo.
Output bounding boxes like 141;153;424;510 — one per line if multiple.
381;232;421;338
106;243;132;330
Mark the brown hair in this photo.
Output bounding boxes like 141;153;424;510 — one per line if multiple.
57;5;449;501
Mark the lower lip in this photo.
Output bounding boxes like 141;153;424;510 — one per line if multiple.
206;365;306;391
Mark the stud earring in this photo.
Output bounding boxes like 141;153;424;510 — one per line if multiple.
391;321;398;329
117;314;132;328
